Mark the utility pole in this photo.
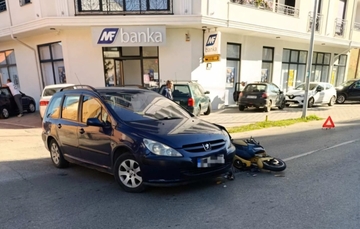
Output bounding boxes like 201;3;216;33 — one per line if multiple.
302;0;319;118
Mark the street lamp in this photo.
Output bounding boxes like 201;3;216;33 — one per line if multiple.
302;0;319;118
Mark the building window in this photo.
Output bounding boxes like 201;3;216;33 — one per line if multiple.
20;0;31;6
38;42;66;86
261;47;274;83
0;0;6;12
332;54;348;86
0;50;20;89
311;52;330;82
76;0;172;14
102;46;159;88
281;49;308;91
226;43;241;88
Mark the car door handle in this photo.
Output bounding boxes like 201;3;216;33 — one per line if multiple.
79;128;85;134
57;124;62;129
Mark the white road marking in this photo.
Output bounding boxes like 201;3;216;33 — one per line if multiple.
283;139;360;162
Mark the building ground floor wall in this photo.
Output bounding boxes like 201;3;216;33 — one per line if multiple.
0;26;352;111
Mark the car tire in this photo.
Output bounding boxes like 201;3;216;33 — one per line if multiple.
264;101;271;112
204;104;211;115
114;153;145;193
278;100;286;110
49;139;69;168
28;102;36;113
239;105;245;111
0;107;10;119
336;94;346;104
308;97;315;108
328;96;336;106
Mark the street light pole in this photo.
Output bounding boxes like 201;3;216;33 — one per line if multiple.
302;0;319;118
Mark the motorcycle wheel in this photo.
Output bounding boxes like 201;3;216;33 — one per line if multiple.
262;157;286;172
233;159;249;171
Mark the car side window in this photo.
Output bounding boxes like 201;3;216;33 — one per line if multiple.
0;88;11;97
317;84;324;91
82;95;111;124
61;95;80;121
46;96;62;119
325;84;333;90
354;81;360;89
193;85;203;96
197;84;206;94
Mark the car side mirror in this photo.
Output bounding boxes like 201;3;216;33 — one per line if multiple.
86;118;103;127
204;91;210;94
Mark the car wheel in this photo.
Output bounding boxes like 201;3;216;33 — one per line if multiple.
336;94;346;104
0;107;10;119
264;101;271;112
239;105;245;111
308;97;315;108
204;104;211;115
278;100;286;110
328;96;336;106
114;153;145;193
49;139;69;168
28;102;36;113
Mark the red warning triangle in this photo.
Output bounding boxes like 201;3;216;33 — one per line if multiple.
322;116;335;128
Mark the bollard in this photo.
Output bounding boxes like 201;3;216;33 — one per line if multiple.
265;115;268;122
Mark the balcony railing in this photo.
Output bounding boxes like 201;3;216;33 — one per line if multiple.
354;22;360;31
74;0;173;15
230;0;299;17
0;0;6;12
334;18;346;37
307;12;322;33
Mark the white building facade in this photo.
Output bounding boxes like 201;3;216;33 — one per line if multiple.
0;0;360;110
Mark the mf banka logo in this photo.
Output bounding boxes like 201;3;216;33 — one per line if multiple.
98;28;119;44
206;34;217;46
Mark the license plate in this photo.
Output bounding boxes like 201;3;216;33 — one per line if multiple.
247;95;257;99
197;155;225;168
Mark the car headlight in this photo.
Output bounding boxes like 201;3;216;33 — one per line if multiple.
143;139;182;157
221;130;231;149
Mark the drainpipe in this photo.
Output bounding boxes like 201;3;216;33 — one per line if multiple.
5;0;43;92
354;49;360;79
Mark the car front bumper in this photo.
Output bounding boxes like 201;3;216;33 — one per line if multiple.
285;97;304;106
139;146;235;186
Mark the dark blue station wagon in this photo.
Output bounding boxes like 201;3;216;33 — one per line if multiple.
41;86;235;192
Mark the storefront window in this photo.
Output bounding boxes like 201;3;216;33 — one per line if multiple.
103;46;159;88
311;52;331;82
0;50;20;89
281;49;307;91
261;47;274;82
38;42;66;86
226;43;241;88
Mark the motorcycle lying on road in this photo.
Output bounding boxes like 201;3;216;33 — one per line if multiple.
231;137;286;172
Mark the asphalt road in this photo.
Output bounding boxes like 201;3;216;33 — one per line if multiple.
1;120;360;229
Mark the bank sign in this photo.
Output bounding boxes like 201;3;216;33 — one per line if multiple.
204;31;221;56
92;26;166;46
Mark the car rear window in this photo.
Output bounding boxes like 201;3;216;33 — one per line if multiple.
244;84;267;93
173;85;190;97
43;87;64;97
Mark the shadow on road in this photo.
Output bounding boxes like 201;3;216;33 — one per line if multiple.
0;112;42;129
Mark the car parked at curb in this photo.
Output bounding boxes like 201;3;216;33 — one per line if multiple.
285;82;337;107
0;87;36;119
335;79;360;104
40;83;75;119
41;85;235;193
238;82;286;112
158;81;211;116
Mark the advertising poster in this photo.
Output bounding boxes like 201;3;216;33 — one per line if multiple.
288;70;294;87
226;67;235;87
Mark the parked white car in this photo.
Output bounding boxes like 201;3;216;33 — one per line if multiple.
39;83;75;118
285;82;337;107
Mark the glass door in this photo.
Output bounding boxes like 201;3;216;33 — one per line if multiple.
114;60;124;86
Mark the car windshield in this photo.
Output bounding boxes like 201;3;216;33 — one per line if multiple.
295;83;318;90
339;80;356;87
99;90;192;122
244;84;267;92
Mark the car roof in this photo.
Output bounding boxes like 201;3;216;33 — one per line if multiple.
43;83;75;89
